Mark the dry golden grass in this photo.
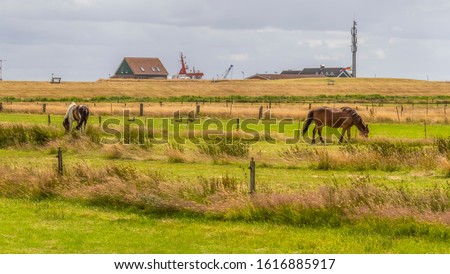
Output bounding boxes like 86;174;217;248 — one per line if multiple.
1;77;450;99
1;100;448;123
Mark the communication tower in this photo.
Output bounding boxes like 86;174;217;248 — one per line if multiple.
351;20;357;77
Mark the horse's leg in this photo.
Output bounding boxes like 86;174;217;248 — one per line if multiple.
76;120;83;131
80;119;86;132
347;126;352;142
311;126;317;144
318;127;325;144
339;128;346;143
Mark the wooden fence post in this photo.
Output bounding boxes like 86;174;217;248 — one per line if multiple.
249;157;256;194
236;118;240;131
98;116;102;125
188;110;195;122
56;147;63;175
0;102;3;111
42;103;47;113
445;104;448;124
424;120;427;139
139;103;144;117
48;114;51;125
395;107;400;122
196;102;201;115
258;106;263;120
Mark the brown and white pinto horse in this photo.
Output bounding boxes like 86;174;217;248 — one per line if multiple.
63;102;90;133
302;107;369;144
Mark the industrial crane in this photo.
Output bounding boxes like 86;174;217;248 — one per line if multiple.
221;65;234;79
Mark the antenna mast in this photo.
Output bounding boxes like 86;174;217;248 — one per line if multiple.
0;59;4;81
351;20;357;77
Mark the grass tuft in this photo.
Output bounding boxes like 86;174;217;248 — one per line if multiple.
0;123;62;147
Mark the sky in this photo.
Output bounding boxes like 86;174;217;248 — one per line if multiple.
1;0;450;81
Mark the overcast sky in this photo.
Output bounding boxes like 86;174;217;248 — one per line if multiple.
1;0;450;81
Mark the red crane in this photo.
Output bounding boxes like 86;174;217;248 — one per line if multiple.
178;52;204;79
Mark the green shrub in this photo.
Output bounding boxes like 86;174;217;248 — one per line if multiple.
197;136;249;157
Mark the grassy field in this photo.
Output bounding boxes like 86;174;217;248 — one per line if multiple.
1;113;450;253
0;79;450;254
1;78;450;100
2;198;450;253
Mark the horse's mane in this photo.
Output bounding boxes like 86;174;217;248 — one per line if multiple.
340;107;364;125
64;102;77;119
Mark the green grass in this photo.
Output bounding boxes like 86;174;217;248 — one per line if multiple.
0;144;446;192
1;198;449;253
0;112;449;254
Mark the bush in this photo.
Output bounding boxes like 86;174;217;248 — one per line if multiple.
197;136;249;158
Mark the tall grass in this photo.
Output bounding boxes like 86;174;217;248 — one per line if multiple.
280;138;449;171
1;163;449;227
435;137;450;158
197;136;249;157
0;123;63;147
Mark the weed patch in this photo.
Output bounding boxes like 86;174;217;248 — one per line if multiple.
197;137;249;158
0;124;62;147
435;137;450;158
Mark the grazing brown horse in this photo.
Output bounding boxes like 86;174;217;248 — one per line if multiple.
63;102;90;133
302;107;369;144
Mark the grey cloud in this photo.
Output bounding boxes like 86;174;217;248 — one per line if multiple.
1;0;450;81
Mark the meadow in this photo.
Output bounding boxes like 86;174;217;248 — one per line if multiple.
0;78;450;253
1;78;450;99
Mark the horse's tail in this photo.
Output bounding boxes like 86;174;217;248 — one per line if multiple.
83;110;89;131
302;110;314;136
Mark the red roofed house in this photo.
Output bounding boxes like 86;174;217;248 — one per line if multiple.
112;57;169;79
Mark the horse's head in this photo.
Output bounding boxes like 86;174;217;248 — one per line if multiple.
359;124;369;138
63;118;70;133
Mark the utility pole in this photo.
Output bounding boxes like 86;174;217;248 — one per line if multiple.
351;20;357;78
0;59;4;81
